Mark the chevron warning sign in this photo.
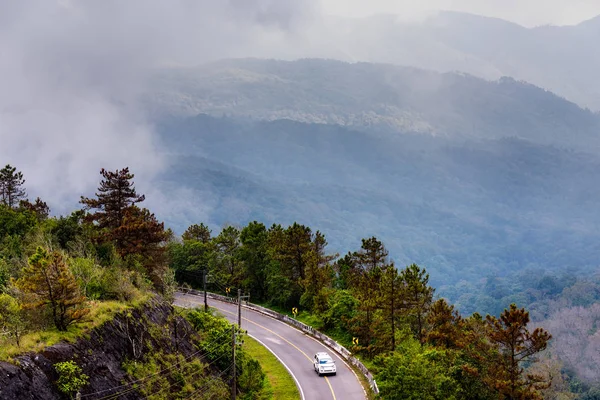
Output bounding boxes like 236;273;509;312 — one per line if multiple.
352;337;359;345
292;307;298;316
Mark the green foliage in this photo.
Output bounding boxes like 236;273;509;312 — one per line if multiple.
322;289;358;331
243;335;299;400
374;337;460;400
0;293;26;347
0;258;9;293
0;204;38;248
182;223;211;243
183;308;271;399
54;360;89;398
122;352;229;400
51;211;85;250
185;309;232;370
238;355;267;399
15;247;89;331
0;164;27;208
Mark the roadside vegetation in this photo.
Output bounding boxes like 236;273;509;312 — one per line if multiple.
170;221;564;399
0;164;267;400
243;335;300;400
0;164;169;361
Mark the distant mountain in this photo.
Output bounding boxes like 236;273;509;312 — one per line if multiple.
147;58;600;151
147;58;600;312
211;11;600;110
155;113;600;312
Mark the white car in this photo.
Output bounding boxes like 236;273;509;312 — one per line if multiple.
313;352;336;376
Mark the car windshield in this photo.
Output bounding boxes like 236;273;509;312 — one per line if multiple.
319;358;333;364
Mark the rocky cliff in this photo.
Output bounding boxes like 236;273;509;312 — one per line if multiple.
0;297;209;399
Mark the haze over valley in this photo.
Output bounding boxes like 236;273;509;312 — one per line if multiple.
2;1;600;396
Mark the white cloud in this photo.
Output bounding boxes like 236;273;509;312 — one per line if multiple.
0;0;315;214
320;0;600;27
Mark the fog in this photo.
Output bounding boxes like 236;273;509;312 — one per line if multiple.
0;0;316;215
0;0;599;218
322;0;600;27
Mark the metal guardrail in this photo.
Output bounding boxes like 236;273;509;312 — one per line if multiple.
177;288;379;395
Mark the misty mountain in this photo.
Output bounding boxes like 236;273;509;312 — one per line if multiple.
312;11;600;111
156;113;600;308
149;59;600;308
147;58;600;152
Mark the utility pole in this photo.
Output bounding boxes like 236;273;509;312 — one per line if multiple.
232;325;236;400
237;289;250;329
203;269;208;312
237;289;242;327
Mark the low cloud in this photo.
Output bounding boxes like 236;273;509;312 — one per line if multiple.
0;0;315;214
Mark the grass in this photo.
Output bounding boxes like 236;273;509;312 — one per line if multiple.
0;293;152;362
246;300;376;399
244;335;301;400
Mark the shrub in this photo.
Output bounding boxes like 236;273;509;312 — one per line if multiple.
55;360;89;399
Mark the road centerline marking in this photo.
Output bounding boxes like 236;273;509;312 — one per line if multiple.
325;376;337;400
209;300;338;400
177;294;342;400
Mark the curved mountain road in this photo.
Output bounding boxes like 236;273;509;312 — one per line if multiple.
174;292;367;400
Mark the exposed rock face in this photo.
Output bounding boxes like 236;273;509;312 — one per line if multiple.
0;298;200;400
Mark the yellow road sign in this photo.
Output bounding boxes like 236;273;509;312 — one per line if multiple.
292;307;298;316
352;337;359;345
226;287;231;294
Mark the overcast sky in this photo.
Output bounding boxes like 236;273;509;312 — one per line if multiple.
0;0;314;217
321;0;600;26
0;0;598;221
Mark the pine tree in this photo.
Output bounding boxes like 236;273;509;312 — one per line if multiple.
355;236;388;273
486;304;552;399
19;197;50;220
282;222;313;281
0;164;27;208
425;298;462;349
379;263;402;350
14;247;88;331
112;206;168;288
213;226;243;286
80;167;145;231
182;223;212;243
401;264;434;343
349;237;388;355
239;222;270;301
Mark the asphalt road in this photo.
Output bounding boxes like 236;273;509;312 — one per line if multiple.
174;292;367;400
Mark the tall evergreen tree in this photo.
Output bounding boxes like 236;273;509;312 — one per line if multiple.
355;236;388;273
349;237;389;355
182;223;211;243
425;298;462;349
401;264;434;343
239;222;269;301
80;167;145;230
0;164;27;208
112;206;169;289
486;304;552;399
213;226;243;286
380;263;402;350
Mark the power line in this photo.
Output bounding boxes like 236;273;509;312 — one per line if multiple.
184;363;233;400
93;349;232;400
81;328;231;399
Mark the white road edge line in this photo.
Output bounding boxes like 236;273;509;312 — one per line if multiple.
248;334;306;400
176;294;367;399
207;296;367;399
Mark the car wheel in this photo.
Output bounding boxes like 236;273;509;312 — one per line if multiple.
333;372;337;376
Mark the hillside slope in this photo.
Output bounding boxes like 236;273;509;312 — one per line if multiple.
155;112;600;308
